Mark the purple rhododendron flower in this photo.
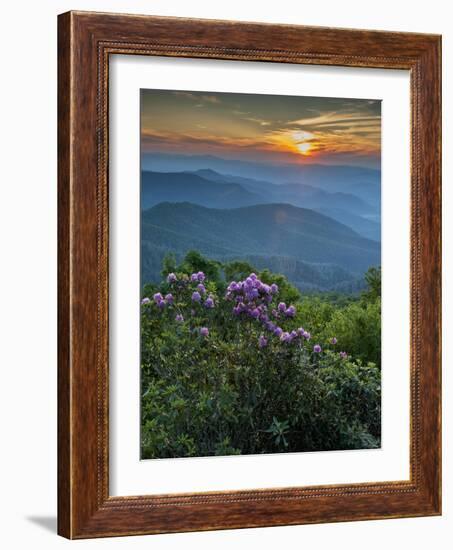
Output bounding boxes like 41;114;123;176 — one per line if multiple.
141;297;151;305
313;344;322;353
205;297;214;309
157;300;166;310
330;337;338;345
192;291;201;303
304;331;311;340
274;327;283;337
297;327;305;336
340;351;348;359
250;288;259;299
280;331;291;343
258;335;268;348
166;272;177;283
285;305;296;317
270;283;279;294
197;271;206;282
200;327;209;337
165;293;173;304
250;308;260;319
190;273;198;282
278;302;287;312
226;274;289;323
153;292;163;303
197;283;206;294
175;314;184;322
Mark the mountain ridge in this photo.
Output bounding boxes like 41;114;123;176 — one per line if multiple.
142;152;380;182
141;169;380;231
141;202;380;285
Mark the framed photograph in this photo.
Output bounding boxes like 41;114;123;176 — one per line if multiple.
58;11;441;539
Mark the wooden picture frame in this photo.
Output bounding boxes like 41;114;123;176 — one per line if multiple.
58;10;441;539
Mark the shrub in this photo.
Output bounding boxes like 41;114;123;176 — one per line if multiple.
140;264;381;458
320;300;381;368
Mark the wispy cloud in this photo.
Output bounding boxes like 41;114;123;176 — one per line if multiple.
243;117;272;126
171;91;221;104
289;111;380;131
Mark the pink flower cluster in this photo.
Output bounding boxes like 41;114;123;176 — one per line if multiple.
225;273;323;350
142;271;344;356
142;291;174;310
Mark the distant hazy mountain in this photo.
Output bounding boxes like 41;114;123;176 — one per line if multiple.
208;170;380;237
315;207;381;241
141;170;265;209
191;169;276;193
141;202;380;286
192;169;374;213
142;152;380;189
141;169;380;239
274;185;373;215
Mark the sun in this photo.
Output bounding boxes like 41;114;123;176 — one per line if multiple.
291;130;315;156
296;142;312;155
266;129;317;159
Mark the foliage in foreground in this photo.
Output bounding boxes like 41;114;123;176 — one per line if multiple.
141;252;381;458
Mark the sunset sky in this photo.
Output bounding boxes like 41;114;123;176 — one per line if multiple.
141;90;381;169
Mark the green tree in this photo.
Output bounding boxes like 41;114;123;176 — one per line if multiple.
224;259;256;282
259;268;300;304
362;266;381;303
178;250;222;283
160;252;177;278
321;300;381;367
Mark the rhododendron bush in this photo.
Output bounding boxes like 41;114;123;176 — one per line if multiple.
141;252;381;458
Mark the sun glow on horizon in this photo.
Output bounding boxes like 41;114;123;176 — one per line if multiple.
291;130;315;156
266;129;317;159
296;142;313;155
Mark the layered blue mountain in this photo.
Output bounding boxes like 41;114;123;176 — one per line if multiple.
141;169;381;241
191;169;374;213
142;152;380;204
314;207;380;241
141;170;263;209
141;202;380;291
